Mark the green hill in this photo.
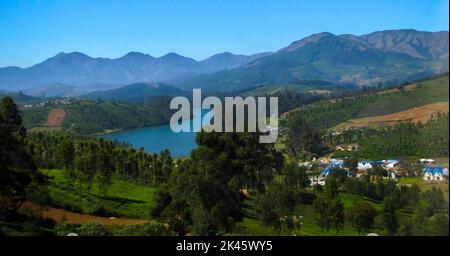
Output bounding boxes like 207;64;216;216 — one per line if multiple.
355;75;449;118
81;82;186;103
20;99;173;135
289;74;449;130
0;91;40;104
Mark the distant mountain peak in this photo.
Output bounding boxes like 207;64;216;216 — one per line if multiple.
118;51;155;62
160;52;185;59
281;32;336;52
121;51;153;58
216;51;238;57
54;51;91;59
41;51;93;66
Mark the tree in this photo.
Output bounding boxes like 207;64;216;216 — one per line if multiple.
286;112;325;158
256;181;296;234
421;187;446;213
56;137;75;186
96;147;114;196
329;168;348;186
313;176;345;232
282;163;310;192
371;163;387;180
383;195;399;235
0;97;37;220
153;131;282;235
347;201;377;234
413;201;431;235
427;213;449;236
344;157;358;173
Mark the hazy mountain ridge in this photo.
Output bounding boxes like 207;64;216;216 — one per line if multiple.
0;29;447;92
0;51;271;90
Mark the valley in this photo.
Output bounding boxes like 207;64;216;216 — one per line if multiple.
0;24;448;238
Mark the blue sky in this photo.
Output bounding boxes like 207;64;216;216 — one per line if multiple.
0;0;448;67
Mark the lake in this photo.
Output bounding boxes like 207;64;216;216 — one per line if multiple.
100;109;212;157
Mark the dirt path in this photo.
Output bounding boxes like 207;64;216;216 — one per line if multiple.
45;108;66;127
18;202;149;225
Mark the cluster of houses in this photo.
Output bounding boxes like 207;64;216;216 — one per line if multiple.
420;159;449;181
305;157;448;186
22;98;74;108
334;143;360;152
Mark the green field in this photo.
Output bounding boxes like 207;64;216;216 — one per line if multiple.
36;169;447;236
234;192;411;236
355;75;449;118
290;75;449;130
40;169;157;218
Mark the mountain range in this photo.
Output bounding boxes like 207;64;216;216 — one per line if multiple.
179;30;449;91
0;29;448;93
0;51;271;91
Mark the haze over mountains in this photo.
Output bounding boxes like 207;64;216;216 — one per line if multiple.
0;29;448;94
0;51;271;91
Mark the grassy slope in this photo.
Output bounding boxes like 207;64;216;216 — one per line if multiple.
287;75;449;131
35;169;445;236
334;102;449;129
399;176;450;203
40;169;157;219
234;192;413;236
355;75;449;118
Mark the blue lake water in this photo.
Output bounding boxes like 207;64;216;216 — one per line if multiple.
100;109;212;157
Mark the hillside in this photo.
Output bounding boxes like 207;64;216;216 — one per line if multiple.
178;30;448;92
81;82;186;102
20;99;174;135
23;83;123;98
0;91;40;104
288;74;449;130
239;80;354;97
355;75;449;118
336;102;449;129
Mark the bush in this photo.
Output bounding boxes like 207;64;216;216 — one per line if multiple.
91;204;117;217
54;221;77;236
77;222;111;236
112;223;170;236
142;223;170;236
61;202;83;213
22;221;44;236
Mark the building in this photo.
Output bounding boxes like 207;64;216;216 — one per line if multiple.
419;159;435;166
335;143;360;152
422;167;449;181
358;161;373;170
382;159;400;170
